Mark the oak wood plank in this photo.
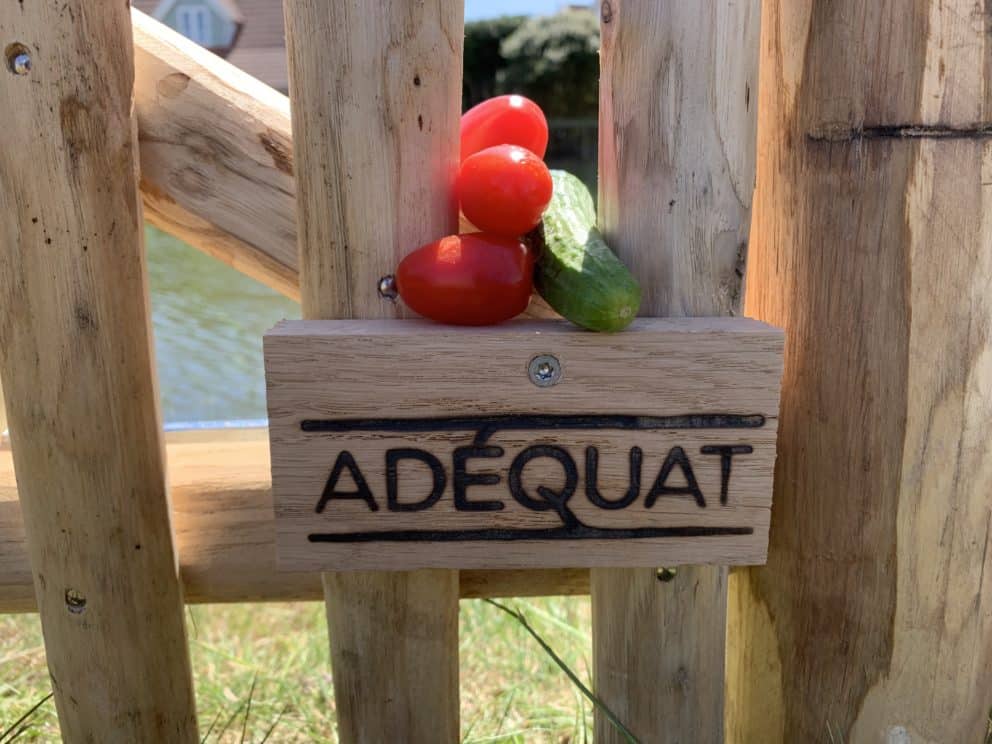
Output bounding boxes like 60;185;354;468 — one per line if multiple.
265;318;782;571
282;1;464;741
0;1;198;739
729;1;992;741
592;1;762;741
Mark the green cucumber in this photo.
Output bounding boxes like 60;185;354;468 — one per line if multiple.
533;170;641;332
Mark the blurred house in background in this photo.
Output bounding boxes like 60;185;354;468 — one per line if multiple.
134;0;289;90
134;0;244;57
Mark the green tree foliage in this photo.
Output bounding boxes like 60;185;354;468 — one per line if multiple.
463;9;600;119
462;9;601;189
498;10;600;118
462;16;526;109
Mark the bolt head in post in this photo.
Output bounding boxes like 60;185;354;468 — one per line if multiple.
528;354;562;387
656;567;678;583
64;588;86;614
7;46;31;75
378;275;398;302
12;53;31;75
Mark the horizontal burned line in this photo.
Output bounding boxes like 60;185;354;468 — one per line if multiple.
300;413;766;435
808;123;992;142
308;525;755;543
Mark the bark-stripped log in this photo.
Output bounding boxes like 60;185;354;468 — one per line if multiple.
728;1;992;742
0;2;198;739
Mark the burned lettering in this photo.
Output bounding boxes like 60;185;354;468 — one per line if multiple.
315;450;377;513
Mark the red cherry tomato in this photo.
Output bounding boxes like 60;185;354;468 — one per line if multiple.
395;233;534;325
457;145;553;237
461;95;549;161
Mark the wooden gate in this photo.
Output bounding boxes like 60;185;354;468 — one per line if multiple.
1;1;990;742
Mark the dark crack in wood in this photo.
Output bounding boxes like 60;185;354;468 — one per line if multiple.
808;123;992;142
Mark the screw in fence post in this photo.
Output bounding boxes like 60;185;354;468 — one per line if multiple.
656;567;678;583
5;44;31;75
64;588;86;614
528;354;562;387
377;275;398;302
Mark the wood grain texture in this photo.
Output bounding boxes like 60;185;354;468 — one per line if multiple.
729;1;992;742
597;0;759;319
132;9;299;299
287;0;463;320
265;319;782;570
592;1;762;741
283;1;463;740
0;378;6;438
0;1;198;740
0;431;591;612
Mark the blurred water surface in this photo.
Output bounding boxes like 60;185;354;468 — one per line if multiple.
146;227;299;424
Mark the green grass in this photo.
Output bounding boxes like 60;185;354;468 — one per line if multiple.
1;598;593;742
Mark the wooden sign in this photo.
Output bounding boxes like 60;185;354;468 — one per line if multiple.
264;318;784;571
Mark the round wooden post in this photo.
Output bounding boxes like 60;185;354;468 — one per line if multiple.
282;1;463;741
592;1;761;741
0;379;7;437
0;1;198;740
728;0;992;741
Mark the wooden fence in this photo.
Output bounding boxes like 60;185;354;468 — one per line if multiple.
0;1;989;742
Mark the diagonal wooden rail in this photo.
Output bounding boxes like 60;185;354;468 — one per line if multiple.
132;9;299;300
